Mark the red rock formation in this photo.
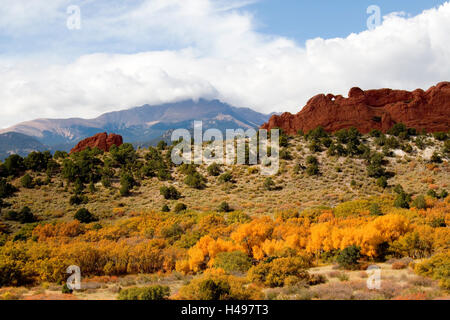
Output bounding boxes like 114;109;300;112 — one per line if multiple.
70;132;123;154
261;82;450;134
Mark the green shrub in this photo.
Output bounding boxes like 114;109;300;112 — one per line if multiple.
110;143;137;166
247;257;312;287
118;285;170;300
218;172;233;184
327;143;347;157
5;207;36;224
69;194;88;205
101;175;112;188
157;168;172;181
336;245;361;270
62;284;73;294
195;279;231;300
213;251;252;273
393;184;405;194
0;260;33;287
61;151;102;184
306;155;318;165
17;206;36;224
218;201;233;213
306;164;319;176
411;195;427;209
427;189;438;198
74;208;97;223
4;210;18;221
367;153;386;178
207;162;222;176
263;177;275;191
376;176;388;188
443;140;450;155
394;192;411;209
20;174;34;189
279;132;289;148
53;150;68;159
433;132;448;141
385;136;400;149
305;156;320;176
160;186;181;200
119;182;131;196
3;154;25;177
160;223;183;241
178;163;197;175
279;148;292;160
306;126;328;141
369;203;382;216
388;123;408;137
157;140;168;150
185;172;206;189
321;137;333;148
370;129;382;137
120;172;136;196
24;151;52;172
73;178;84;195
174;203;187;213
178;274;262;300
0;178;17;198
161;204;170;212
308;141;322;153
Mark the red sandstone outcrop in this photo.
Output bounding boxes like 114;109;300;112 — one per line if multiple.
261;82;450;134
70;132;123;154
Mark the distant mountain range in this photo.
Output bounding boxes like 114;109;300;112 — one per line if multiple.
0;99;274;159
0;132;48;160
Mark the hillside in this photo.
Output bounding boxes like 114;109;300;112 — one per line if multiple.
0;99;273;152
0;125;449;300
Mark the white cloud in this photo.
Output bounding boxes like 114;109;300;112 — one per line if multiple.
1;0;450;128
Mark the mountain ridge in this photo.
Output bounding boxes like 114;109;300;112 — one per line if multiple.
0;99;274;152
0;132;48;160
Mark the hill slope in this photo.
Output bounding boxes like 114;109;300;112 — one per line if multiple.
0;129;448;300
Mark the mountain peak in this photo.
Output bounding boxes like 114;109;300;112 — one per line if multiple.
0;99;272;155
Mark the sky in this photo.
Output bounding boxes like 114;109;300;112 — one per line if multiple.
1;0;450;128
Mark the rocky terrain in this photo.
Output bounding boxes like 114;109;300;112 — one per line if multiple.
70;133;123;154
262;82;450;134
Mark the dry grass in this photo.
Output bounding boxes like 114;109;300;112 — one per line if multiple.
4;137;448;227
